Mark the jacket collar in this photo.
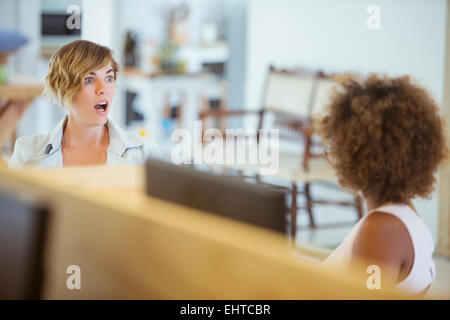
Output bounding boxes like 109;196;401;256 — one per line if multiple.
43;116;67;157
41;115;143;162
107;119;144;157
38;117;65;168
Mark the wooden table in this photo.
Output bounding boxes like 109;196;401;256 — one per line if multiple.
0;74;44;152
0;165;423;299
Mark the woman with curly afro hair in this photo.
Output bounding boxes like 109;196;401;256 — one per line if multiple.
318;73;447;295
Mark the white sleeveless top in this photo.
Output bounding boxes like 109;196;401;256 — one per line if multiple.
322;203;436;294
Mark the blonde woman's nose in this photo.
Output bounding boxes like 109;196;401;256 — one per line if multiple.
95;80;105;95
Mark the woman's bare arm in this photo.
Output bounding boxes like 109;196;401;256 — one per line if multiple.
351;211;413;290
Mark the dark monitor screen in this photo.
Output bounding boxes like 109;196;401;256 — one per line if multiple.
145;159;287;234
0;191;48;299
41;13;81;35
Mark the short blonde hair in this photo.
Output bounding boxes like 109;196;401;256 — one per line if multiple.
45;40;119;108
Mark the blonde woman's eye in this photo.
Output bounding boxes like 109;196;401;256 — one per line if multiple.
84;78;94;84
106;76;114;82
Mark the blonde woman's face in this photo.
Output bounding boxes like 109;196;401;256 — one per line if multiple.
70;63;116;126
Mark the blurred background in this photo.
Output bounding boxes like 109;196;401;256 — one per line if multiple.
0;0;448;295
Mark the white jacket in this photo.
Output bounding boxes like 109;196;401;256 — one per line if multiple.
9;116;160;168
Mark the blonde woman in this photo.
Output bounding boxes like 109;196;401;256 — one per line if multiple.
10;40;157;168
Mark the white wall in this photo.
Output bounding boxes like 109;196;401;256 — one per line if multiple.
226;0;247;111
245;0;448;244
81;0;117;48
246;0;447;108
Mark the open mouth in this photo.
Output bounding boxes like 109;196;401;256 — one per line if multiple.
94;101;108;112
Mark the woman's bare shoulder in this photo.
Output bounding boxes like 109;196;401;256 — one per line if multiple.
353;211;412;264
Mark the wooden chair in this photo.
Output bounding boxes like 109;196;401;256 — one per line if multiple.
198;66;362;243
301;72;363;227
199;66;315;146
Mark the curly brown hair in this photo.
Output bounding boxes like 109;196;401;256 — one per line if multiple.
315;73;448;207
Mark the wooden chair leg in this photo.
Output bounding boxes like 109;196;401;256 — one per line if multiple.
302;131;312;171
290;182;298;242
304;182;316;228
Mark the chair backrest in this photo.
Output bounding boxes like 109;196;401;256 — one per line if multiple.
301;72;338;170
311;73;338;115
262;67;316;118
260;111;304;144
258;67;316;147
